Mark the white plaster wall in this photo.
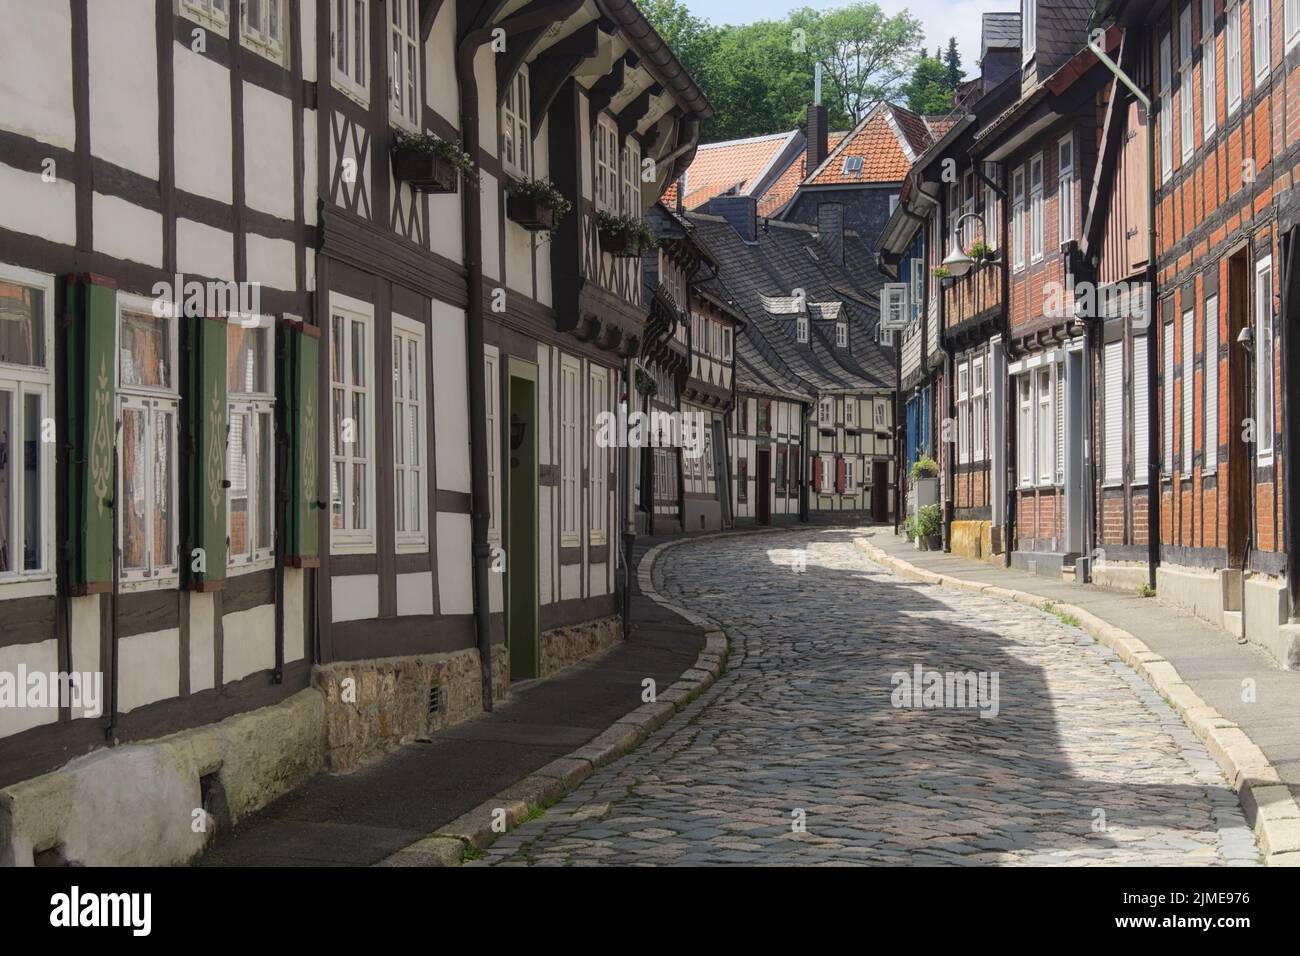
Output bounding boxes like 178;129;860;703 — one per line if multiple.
189;591;215;693
305;246;316;292
436;513;473;615
588;562;607;597
0;164;75;246
283;567;305;664
68;595;101;720
426;4;458;123
480;170;500;282
117;628;180;713
396;571;435;616
222;604;275;684
300;0;316;82
560;563;581;602
429;192;463;261
432;300;471;493
332;573;379;623
0;639;59;737
176;217;234;281
88;0;157;178
505;220;534;296
93;192;162;268
303;108;318;225
243;81;295;220
0;0;73;148
173;48;232;204
475;47;497;157
246;232;296;291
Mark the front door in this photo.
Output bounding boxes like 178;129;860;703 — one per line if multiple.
506;368;538;680
872;460;888;522
756;449;771;525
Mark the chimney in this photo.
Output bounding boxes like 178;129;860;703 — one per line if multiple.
817;202;844;266
709;195;758;243
806;62;829;174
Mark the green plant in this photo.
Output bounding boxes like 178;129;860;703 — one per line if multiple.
1138;582;1156;598
966;239;993;258
461;843;487;862
596;210;659;252
635;366;658;396
507;177;573;222
931;265;952;279
392;130;477;185
915;503;941;539
910;452;939;481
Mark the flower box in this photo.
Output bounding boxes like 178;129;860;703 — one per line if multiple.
506;194;558;232
390;142;460;194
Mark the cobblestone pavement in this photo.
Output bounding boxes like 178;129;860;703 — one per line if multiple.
476;530;1260;866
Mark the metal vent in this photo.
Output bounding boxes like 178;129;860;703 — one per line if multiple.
428;685;445;717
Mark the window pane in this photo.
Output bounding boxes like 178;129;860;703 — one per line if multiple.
351;319;366;386
351;391;366;456
228;324;267;394
331;461;344;529
0;283;45;368
229;409;250;558
407;339;418;400
0;390;10;571
122;407;147;570
154;410;173;569
351;462;366;529
354;0;366;85
331;314;345;383
119;311;170;388
256;411;272;550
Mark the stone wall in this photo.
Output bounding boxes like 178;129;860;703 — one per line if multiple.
539;614;623;679
314;645;509;772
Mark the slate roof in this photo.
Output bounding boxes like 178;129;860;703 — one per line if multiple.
757;131;848;217
981;11;1022;55
688;212;895;400
678;130;802;210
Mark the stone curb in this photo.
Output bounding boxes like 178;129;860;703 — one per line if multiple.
372;528;788;867
854;534;1300;866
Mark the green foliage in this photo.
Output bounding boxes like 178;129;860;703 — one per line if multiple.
914;503;941;539
392;130;478;183
507;177;573;222
931;265;951;278
902;52;953;114
596;210;659;252
944;37;963;91
910;452;939;481
1139;582;1156;598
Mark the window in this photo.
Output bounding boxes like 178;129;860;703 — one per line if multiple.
589;366;608;544
1163;319;1175;475
389;0;419;128
820;454;834;493
836;322;847;348
1017;375;1033;486
889;193;899;216
1227;3;1242;114
227;319;275;570
332;0;370;104
957;361;970;464
962;169;976;247
1254;0;1271;83
620;138;641;216
983;164;998;251
843;155;864;174
736;398;748;434
738;458;748;502
880;283;908;332
1160;30;1173;182
502;66;531;179
559;356;579;544
1012;166;1026;272
910;257;924;321
1289;0;1300;51
329;296;375;552
723;327;732;361
1203;0;1218;136
392;315;427;552
1029;154;1044;263
1023;0;1037;60
117;296;179;586
485;351;500;541
1205;294;1219;469
1103;340;1124;484
1057;136;1074;245
1133;334;1150;485
1036;367;1054;484
1182;308;1195;470
844;459;855;492
595;117;619;212
819;398;831;425
845;398;855;427
972;356;985;462
775;448;787;493
180;0;229;28
241;0;284;64
1255;255;1274;462
797;315;809;343
0;266;54;587
1180;5;1195;162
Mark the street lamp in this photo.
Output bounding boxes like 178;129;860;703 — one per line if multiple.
941;212;986;278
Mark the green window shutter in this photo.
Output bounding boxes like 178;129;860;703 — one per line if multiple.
281;319;320;566
187;316;227;588
65;276;116;593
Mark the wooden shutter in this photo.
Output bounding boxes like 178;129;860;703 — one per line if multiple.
835;455;846;493
187;316;227;588
65;276;117;593
812;455;822;492
1126;102;1150;273
282;319;321;566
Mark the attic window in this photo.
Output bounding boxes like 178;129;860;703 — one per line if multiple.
797;315;809;343
842;156;863;174
836;322;847;348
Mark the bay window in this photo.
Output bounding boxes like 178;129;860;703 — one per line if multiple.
227;319;275;571
393;314;427;552
329;296;375;552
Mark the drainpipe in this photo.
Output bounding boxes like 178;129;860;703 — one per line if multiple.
800;401;810;522
1283;231;1299;617
457;0;584;710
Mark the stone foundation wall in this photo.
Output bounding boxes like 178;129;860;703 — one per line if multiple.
539;614;623;679
314;645;509;772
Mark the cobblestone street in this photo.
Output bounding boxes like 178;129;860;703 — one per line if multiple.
478;530;1260;866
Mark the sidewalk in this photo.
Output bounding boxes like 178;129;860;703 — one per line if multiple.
858;529;1300;819
197;533;718;866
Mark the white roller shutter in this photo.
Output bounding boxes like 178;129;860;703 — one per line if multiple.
1133;335;1150;483
1182;310;1194;473
1103;341;1124;484
1163;323;1174;475
1055;363;1064;484
1205;296;1219;470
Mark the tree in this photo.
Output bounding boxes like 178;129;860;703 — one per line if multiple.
944;37;963;90
903;51;954;114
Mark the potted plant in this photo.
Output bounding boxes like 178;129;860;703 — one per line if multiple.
910;452;939;482
966;239;996;263
596;210;658;257
914;503;942;551
390;131;474;194
635;367;658;397
506;178;572;232
932;265;954;288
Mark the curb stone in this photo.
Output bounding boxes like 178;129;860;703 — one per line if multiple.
371;528;790;867
854;533;1300;866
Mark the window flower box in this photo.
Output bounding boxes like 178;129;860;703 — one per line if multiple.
596;211;658;257
390;131;474;194
506;178;571;233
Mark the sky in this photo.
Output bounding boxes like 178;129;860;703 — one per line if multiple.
680;0;1016;80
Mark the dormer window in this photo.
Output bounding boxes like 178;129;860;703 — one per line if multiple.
1023;0;1037;62
797;315;809;343
842;156;863;174
502;67;531;179
836;322;847;347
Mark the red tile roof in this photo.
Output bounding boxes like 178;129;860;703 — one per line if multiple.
678;131;799;210
805;105;920;186
757;131;847;217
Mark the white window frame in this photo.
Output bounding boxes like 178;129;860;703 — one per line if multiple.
1133;334;1150;486
1288;0;1300;51
845;398;855;427
331;0;370;106
620;137;641;216
1255;255;1275;462
594;116;619;213
1205;294;1219;470
589;365;608;545
0;264;55;597
1160;30;1174;182
1012;166;1026;272
972;356;986;462
226;316;276;574
485;349;501;543
240;0;285;66
1163;319;1175;476
502;65;531;180
836;322;847;348
1203;4;1218;136
961;169;976;247
1182;308;1195;471
1017;374;1033;487
1036;366;1054;486
797;314;809;343
820;453;834;493
388;0;420;130
843;459;855;493
910;257;925;320
329;294;376;554
1228;3;1243;114
819;398;831;425
179;0;230;31
116;293;180;590
957;361;970;465
1103;340;1125;485
983;163;999;252
1023;0;1037;62
1254;0;1271;83
1029;153;1044;263
1180;4;1196;162
559;354;580;546
1057;135;1075;246
392;314;428;553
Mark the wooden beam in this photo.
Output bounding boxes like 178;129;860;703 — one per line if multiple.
617;84;660;139
587;53;629;124
503;20;601;109
420;0;448;42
